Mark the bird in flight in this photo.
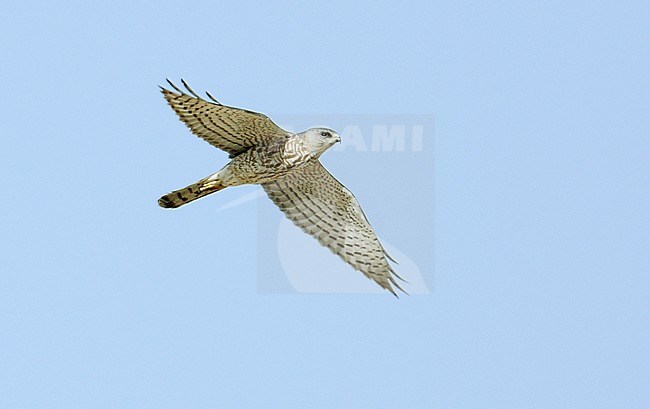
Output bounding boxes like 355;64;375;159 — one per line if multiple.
158;79;406;296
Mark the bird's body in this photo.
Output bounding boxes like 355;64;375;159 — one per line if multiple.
158;80;405;295
227;135;314;184
159;130;329;207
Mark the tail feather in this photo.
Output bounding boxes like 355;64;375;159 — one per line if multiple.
158;179;224;208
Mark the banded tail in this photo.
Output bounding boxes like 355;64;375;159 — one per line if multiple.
158;178;224;208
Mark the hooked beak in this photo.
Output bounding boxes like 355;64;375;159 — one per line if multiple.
335;135;341;144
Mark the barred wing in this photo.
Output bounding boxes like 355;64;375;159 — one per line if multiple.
262;161;405;296
161;79;291;157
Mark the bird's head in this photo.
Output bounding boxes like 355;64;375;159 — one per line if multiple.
300;127;341;158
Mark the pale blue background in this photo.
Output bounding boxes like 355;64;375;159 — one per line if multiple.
1;1;648;408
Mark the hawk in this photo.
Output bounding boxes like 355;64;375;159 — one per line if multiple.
158;80;406;296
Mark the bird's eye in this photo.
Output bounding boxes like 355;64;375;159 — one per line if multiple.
321;131;330;137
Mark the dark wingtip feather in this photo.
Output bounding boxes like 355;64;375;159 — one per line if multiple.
205;90;221;105
181;78;202;100
387;264;409;284
166;78;185;94
381;244;399;265
389;275;409;296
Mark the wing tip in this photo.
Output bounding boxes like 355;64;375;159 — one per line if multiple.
205;90;222;105
165;78;185;94
180;78;203;99
387;275;409;297
160;78;221;105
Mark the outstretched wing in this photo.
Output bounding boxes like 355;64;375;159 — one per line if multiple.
160;79;291;157
262;160;405;296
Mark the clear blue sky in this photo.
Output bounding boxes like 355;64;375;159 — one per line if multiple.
1;1;648;408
